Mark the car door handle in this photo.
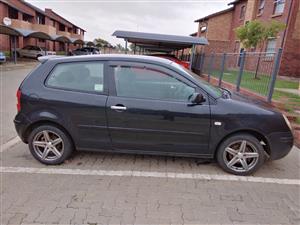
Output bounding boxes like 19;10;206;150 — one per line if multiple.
111;105;127;111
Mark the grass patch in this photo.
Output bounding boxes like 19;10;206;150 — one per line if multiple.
210;69;298;96
295;117;300;125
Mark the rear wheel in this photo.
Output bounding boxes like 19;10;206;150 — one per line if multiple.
216;134;265;176
28;125;73;165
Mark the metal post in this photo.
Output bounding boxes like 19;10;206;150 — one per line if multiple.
189;44;195;70
236;51;246;92
267;48;283;102
207;53;215;83
218;53;226;87
133;43;136;55
13;36;17;64
44;40;47;56
125;39;128;54
200;53;205;75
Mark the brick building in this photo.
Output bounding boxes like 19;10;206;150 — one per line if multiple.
194;0;300;77
0;0;85;53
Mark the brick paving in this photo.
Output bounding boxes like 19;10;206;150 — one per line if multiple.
1;143;300;224
1;172;300;225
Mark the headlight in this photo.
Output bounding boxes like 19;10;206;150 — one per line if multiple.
283;114;292;130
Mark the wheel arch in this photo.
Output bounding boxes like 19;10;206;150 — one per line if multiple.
23;120;75;148
213;129;270;159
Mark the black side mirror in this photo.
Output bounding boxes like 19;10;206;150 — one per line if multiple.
188;93;206;106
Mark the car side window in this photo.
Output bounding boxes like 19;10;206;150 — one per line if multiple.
46;61;104;93
113;65;195;101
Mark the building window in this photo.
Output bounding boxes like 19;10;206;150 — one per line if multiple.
266;39;276;56
39;38;45;43
36;13;45;24
273;0;285;15
240;5;246;20
257;0;265;15
200;26;207;33
234;41;240;53
50;19;56;27
59;23;65;31
22;13;32;22
8;7;18;19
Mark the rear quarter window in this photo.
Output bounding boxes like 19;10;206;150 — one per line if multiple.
46;61;104;93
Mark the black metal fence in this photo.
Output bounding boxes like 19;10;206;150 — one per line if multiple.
191;48;283;102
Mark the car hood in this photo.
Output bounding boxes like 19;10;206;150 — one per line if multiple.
218;98;280;116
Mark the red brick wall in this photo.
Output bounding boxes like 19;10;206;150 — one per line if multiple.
0;2;9;51
228;1;247;52
202;40;232;54
7;0;36;18
279;0;300;78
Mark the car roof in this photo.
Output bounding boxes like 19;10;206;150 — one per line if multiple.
40;54;174;66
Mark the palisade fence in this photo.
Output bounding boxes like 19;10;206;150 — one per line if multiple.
190;48;283;102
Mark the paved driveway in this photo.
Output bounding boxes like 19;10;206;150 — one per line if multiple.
1;65;300;224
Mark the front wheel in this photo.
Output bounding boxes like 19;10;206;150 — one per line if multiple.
28;125;73;165
216;134;265;176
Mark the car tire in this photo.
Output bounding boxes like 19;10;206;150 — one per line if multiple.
216;133;265;176
36;54;42;60
28;125;73;165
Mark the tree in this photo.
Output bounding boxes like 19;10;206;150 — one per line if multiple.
115;43;125;52
93;38;110;48
235;20;285;50
129;43;140;53
235;20;285;78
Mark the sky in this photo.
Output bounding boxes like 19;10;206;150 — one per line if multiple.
27;0;232;46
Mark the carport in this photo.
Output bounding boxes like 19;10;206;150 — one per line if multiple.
112;30;208;69
51;35;72;54
0;25;53;63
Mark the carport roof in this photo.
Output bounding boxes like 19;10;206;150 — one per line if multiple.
0;25;85;43
70;38;84;44
0;25;52;40
112;30;208;52
51;34;72;43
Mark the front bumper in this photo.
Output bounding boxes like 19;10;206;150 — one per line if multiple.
267;131;294;160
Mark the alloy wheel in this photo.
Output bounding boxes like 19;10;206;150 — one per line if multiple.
32;130;64;161
223;140;259;172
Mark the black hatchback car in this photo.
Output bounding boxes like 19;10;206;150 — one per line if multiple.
14;55;293;175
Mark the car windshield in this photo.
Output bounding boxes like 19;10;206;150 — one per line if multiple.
41;47;46;51
171;62;223;98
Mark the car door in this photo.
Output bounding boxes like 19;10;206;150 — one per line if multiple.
20;46;30;57
106;61;211;157
44;60;110;150
27;46;36;58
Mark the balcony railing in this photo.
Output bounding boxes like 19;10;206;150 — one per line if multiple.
71;33;83;40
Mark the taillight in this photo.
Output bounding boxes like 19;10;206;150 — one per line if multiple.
16;89;21;112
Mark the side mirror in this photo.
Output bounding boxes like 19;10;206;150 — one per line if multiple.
188;93;206;106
